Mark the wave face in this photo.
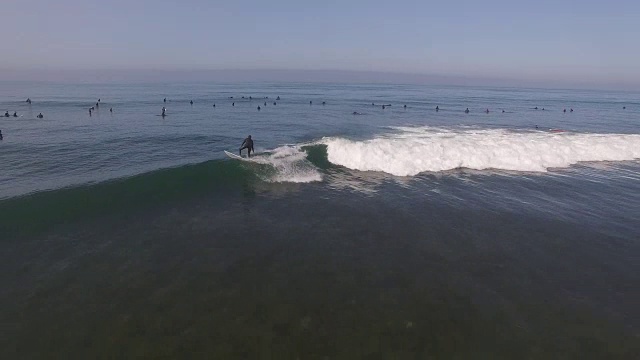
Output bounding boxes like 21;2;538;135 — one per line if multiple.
321;127;640;176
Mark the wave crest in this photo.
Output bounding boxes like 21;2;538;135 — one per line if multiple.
320;127;640;176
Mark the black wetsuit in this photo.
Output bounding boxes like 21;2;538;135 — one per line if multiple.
239;137;254;157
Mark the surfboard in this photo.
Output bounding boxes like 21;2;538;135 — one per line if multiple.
224;150;250;161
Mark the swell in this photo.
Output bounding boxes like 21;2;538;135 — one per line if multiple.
0;159;255;237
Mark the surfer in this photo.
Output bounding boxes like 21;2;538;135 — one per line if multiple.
164;98;166;103
110;108;113;113
232;102;235;106
564;109;566;113
239;135;254;158
465;108;469;113
13;112;17;117
0;130;3;140
570;108;573;112
4;111;9;117
276;96;280;100
190;100;193;105
26;98;32;104
436;106;439;111
485;108;490;113
161;107;166;117
37;113;43;118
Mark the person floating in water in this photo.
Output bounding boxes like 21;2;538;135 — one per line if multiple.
26;98;32;104
13;111;17;117
239;135;254;158
161;107;166;117
465;108;469;113
37;113;43;118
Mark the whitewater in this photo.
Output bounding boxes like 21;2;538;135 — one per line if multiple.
320;127;640;176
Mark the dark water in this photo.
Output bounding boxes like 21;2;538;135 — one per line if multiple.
1;82;639;358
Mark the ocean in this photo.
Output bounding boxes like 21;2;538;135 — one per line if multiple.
1;82;639;358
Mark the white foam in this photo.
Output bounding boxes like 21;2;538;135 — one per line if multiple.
321;127;640;176
252;146;322;183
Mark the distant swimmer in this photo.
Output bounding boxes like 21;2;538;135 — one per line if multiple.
570;108;573;112
264;102;267;106
436;106;439;111
564;109;566;113
623;106;626;109
96;102;99;108
4;111;9;117
239;135;254;157
190;100;193;105
229;96;233;99
273;102;276;106
0;130;3;140
13;112;17;117
110;108;113;113
161;107;166;117
164;98;167;103
89;109;92;116
352;111;362;115
37;113;43;118
485;109;489;113
542;108;545;110
232;102;235;106
98;99;101;103
242;96;245;99
213;104;216;108
257;106;261;111
322;101;326;105
404;105;407;108
250;96;252;100
276;96;280;100
534;107;538;110
310;101;312;105
465;108;469;113
26;98;32;104
382;105;386;109
502;109;505;113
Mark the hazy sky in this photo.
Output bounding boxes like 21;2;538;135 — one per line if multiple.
2;0;639;88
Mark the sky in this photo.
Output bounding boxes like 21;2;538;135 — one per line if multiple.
1;0;639;89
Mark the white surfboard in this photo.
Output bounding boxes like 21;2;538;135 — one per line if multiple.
224;150;250;161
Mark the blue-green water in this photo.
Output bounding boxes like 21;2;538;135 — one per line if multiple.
1;82;639;358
